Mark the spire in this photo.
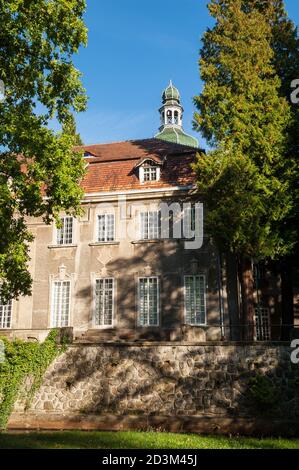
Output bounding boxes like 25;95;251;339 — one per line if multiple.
155;81;199;148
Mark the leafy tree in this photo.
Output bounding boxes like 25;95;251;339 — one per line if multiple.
193;0;293;339
62;114;84;146
0;0;88;301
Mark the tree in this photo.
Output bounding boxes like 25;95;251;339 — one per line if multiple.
62;114;84;146
0;1;88;301
193;0;294;339
267;0;299;339
246;0;299;338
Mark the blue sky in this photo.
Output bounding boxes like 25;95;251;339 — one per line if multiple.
71;0;299;148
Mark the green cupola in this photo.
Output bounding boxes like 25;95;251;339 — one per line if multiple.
155;80;198;148
162;81;180;102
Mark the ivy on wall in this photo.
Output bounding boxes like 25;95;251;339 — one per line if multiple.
0;330;67;429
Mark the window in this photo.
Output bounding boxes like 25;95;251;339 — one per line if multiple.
143;166;157;182
140;210;161;239
56;217;74;245
174;110;179;124
98;213;115;242
139;161;160;183
255;307;271;341
95;278;114;327
183;206;196;239
167;110;172;124
51;280;71;327
138;277;159;326
253;263;267;288
0;296;12;329
184;275;206;325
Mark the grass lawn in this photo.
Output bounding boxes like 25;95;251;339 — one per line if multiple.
0;431;299;449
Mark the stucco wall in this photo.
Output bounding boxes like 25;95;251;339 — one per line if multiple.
10;343;299;434
7;197;224;341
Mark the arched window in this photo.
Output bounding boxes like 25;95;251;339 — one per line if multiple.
174;110;179;124
167;110;172;124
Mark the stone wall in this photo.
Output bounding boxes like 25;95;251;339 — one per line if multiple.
10;343;299;435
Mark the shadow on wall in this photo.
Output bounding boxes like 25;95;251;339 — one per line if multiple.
75;219;222;342
22;341;299;435
31;184;298;432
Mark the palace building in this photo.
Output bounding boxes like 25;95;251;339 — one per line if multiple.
0;82;296;343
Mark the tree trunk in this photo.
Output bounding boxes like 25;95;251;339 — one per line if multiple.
280;258;294;341
225;253;241;341
238;256;255;341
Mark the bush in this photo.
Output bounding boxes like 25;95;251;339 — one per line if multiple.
248;374;280;412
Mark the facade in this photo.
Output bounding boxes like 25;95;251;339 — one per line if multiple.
2;135;225;343
0;83;296;343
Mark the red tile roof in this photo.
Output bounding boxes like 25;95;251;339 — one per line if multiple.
75;138;197;162
77;139;200;194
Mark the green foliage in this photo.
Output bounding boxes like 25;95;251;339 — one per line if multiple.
62;114;84;146
0;1;88;301
193;0;295;260
245;1;299;262
248;374;279;411
268;0;299;260
195;148;293;259
0;330;66;429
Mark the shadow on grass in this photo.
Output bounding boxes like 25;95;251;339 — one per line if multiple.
0;432;299;449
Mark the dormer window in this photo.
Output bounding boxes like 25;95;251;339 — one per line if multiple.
138;159;161;183
143;166;157;182
84;151;93;158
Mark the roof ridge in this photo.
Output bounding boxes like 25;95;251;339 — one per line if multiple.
75;137;200;150
75;137;158;148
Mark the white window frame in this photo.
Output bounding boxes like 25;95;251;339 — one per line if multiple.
97;213;115;242
143;166;158;182
50;280;71;328
55;216;74;245
139;165;160;183
0;296;12;329
184;275;207;326
140;210;161;240
93;278;115;329
137;276;160;327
